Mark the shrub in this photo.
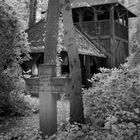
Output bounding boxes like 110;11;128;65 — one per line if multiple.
83;64;140;139
0;90;31;116
0;1;30;116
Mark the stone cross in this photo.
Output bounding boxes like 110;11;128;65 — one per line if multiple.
39;0;71;137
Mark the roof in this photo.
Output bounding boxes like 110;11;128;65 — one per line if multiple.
26;20;106;58
71;0;136;18
71;0;120;7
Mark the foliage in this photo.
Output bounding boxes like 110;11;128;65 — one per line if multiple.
5;0;49;28
43;64;140;140
0;1;30;73
24;94;39;113
0;90;30;116
32;64;140;140
56;17;64;76
38;0;48;13
127;47;140;68
83;64;140;139
5;0;30;29
0;99;69;140
0;75;34;116
1;66;140;140
0;1;30;116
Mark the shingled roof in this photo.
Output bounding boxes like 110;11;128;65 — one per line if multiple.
26;20;106;58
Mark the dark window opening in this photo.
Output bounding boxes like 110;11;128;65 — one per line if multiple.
114;8;119;20
95;6;110;21
72;10;79;23
97;10;110;20
83;9;94;22
114;7;128;27
36;53;44;67
61;52;70;75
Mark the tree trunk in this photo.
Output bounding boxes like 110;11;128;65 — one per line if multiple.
60;0;85;124
29;0;37;28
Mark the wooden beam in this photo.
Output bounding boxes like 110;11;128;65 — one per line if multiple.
91;35;111;39
110;5;115;67
93;7;97;21
78;11;83;29
29;0;37;28
110;5;115;37
85;55;90;87
114;36;129;43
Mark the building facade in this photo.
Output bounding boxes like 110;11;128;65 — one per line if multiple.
23;0;136;95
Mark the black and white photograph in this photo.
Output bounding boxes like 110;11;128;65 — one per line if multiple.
0;0;140;139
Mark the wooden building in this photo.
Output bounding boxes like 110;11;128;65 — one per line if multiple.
72;0;136;67
23;0;136;94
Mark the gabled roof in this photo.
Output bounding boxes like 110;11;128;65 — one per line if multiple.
71;0;136;18
26;20;106;58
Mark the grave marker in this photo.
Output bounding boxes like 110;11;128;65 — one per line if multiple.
39;0;60;137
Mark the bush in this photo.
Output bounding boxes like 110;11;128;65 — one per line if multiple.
83;64;140;139
0;90;31;116
0;72;39;116
0;1;30;116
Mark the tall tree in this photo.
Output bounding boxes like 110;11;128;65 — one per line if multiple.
5;0;30;29
0;1;29;74
61;0;85;123
29;0;37;28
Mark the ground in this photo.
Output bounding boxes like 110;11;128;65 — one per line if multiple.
0;100;69;140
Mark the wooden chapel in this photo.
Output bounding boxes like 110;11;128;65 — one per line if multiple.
23;0;136;95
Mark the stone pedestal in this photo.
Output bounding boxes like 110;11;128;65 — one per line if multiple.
39;63;57;137
39;63;72;137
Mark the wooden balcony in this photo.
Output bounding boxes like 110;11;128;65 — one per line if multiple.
74;20;128;40
74;20;110;37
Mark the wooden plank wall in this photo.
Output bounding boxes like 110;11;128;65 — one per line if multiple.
114;22;128;40
92;38;112;68
114;39;129;67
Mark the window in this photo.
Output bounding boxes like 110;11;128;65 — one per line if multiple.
72;10;79;23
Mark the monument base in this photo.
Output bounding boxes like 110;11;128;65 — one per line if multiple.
39;63;57;137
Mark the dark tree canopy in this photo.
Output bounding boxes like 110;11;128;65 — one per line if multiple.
0;1;29;74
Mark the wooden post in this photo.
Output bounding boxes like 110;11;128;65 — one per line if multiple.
29;0;37;28
126;11;129;27
126;10;129;41
39;0;60;137
93;7;97;22
110;5;115;67
85;55;90;87
78;10;83;29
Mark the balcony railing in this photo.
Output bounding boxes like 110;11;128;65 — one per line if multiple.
74;20;110;37
74;20;128;40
